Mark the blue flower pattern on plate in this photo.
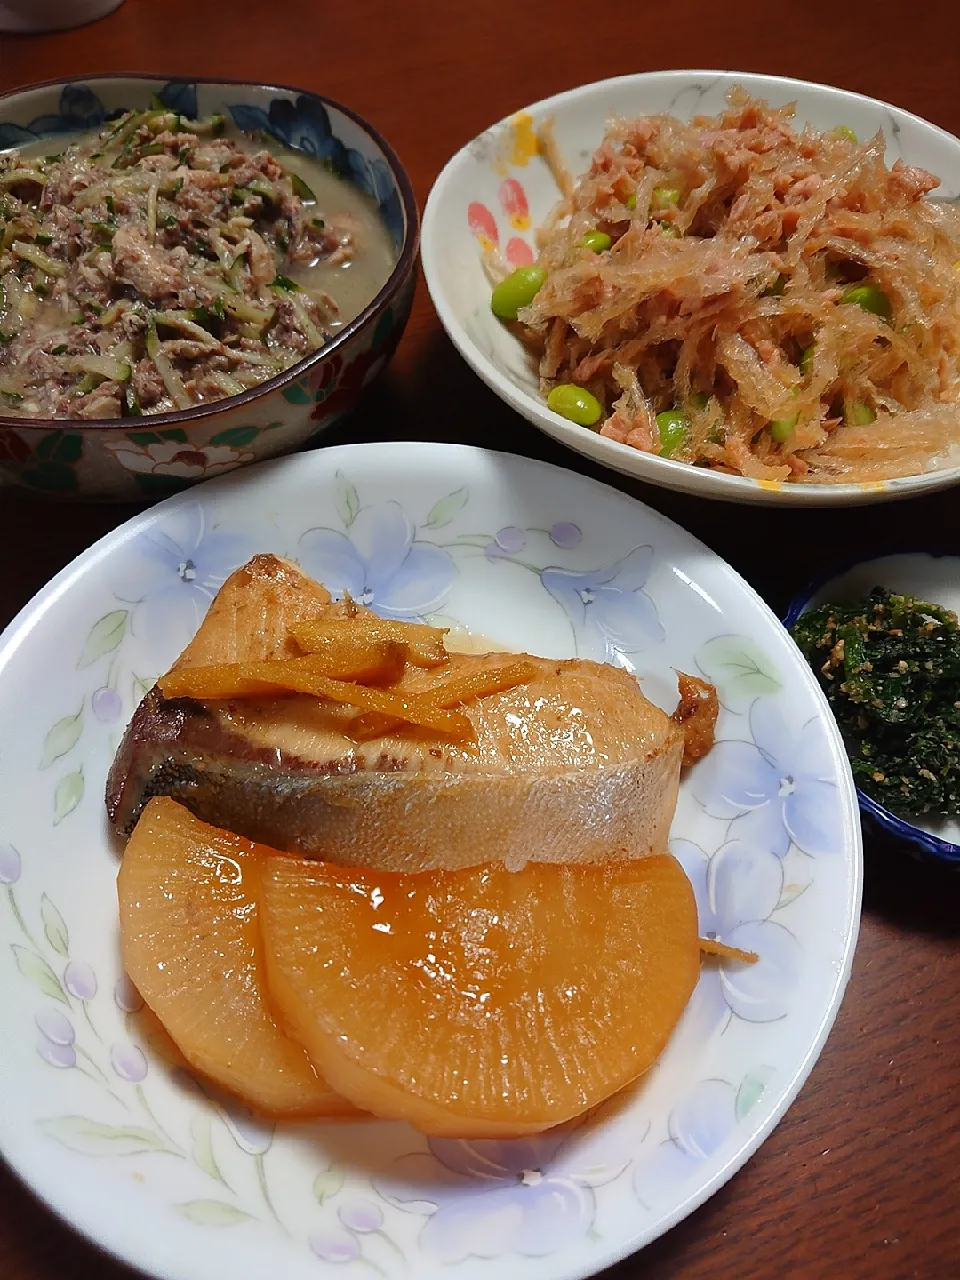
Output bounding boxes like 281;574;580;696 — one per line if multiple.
374;1125;631;1262
113;502;262;659
672;838;802;1029
298;501;456;620
634;1079;740;1207
691;697;841;856
540;544;665;661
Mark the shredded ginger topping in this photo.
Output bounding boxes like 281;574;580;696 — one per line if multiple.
518;89;960;484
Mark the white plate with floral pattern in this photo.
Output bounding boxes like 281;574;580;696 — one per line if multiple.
0;442;861;1280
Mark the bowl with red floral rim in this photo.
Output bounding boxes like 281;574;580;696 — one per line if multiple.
0;75;418;500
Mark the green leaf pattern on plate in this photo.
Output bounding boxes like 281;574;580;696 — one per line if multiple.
695;634;781;708
735;1067;777;1122
336;470;360;527
426;487;469;528
12;944;69;1005
39;702;84;769
53;768;84;824
40;895;69;957
17;430;84;494
281;380;312;405
190;1115;229;1187
313;1169;344;1203
77;610;128;668
40;1117;176;1157
176;1200;252;1227
777;880;812;910
208;425;261;448
132;672;155;702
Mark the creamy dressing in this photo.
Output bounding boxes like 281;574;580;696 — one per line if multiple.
279;148;396;329
13;129;397;331
1;116;399;417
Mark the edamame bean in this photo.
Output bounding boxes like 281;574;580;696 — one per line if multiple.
834;125;858;144
491;265;547;320
656;408;689;457
799;344;815;375
547;383;603;426
660;223;681;238
770;388;798;442
844;401;876;426
769;414;797;443
581;229;612;253
626;193;638;210
841;282;892;321
652;185;681;210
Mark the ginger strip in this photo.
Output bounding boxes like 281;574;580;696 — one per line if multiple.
347;661;540;741
285;630;408;683
160;642;406;696
159;656;473;740
699;938;758;964
427;660;540;706
292;617;449;669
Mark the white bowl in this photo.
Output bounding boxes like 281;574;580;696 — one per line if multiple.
0;0;122;32
422;70;960;507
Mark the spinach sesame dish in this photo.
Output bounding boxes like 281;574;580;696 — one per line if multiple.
791;588;960;815
0;103;396;419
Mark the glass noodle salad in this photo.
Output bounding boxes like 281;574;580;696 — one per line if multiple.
488;90;960;484
0;102;395;419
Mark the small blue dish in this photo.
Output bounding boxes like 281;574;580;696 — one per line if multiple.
784;551;960;868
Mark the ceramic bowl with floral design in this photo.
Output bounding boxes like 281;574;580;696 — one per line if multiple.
0;442;862;1280
422;70;960;507
785;550;960;867
0;76;418;500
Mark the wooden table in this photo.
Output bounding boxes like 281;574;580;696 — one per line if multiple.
3;3;960;1277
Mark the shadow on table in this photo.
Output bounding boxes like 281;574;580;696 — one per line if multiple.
861;824;960;938
344;328;960;612
0;1156;144;1280
5;318;960;635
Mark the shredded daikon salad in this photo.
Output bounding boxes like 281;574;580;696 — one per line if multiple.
490;90;960;484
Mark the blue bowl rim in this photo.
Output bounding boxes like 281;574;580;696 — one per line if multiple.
783;548;960;865
0;73;420;433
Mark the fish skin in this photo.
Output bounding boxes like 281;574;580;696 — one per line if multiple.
106;684;684;871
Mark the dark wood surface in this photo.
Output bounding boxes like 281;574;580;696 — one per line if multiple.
2;3;960;1277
